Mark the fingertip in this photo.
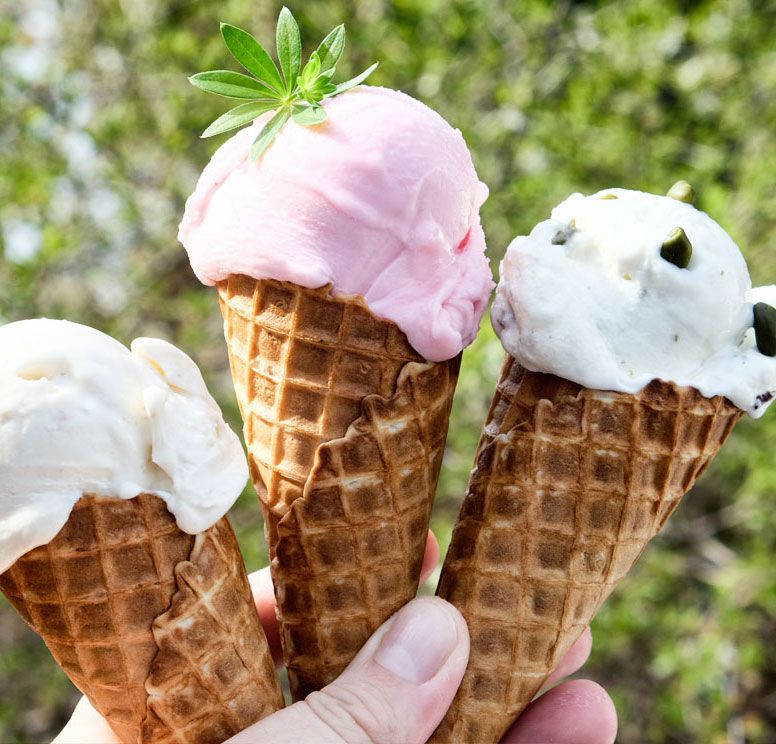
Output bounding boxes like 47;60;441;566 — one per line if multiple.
360;597;470;739
243;596;472;744
363;596;469;687
248;567;284;665
247;566;273;601
53;696;121;744
420;530;440;584
402;596;469;647
571;680;618;744
419;596;470;656
425;596;470;697
432;596;467;633
503;679;618;744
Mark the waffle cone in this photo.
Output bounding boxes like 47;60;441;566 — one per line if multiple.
432;356;742;743
0;493;283;744
218;276;459;699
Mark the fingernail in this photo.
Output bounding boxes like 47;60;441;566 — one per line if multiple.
373;598;459;684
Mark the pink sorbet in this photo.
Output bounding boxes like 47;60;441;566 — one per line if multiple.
178;86;493;362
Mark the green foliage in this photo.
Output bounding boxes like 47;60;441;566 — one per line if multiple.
1;1;776;742
191;8;377;157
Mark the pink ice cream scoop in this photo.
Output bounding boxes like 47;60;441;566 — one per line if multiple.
178;85;493;361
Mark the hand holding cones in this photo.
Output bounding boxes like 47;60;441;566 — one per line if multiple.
15;8;775;738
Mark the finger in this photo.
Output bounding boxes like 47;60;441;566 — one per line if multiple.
248;567;284;664
502;679;618;744
540;626;592;691
419;529;440;585
248;529;440;665
229;597;470;744
53;696;121;744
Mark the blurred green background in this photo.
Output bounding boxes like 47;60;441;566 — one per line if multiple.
1;0;775;741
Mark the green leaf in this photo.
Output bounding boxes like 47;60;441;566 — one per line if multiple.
189;70;280;100
201;100;278;138
300;51;321;87
191;14;378;148
251;107;291;159
301;88;325;105
331;62;378;95
292;105;328;126
276;7;302;93
316;25;345;75
308;74;334;92
220;23;284;93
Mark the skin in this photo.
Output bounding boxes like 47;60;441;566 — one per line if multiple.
54;532;617;744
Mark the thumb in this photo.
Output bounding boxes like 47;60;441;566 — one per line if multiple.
230;597;469;744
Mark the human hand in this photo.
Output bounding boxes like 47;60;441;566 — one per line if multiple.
54;532;617;744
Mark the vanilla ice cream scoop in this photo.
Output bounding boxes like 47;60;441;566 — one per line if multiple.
178;86;494;362
491;188;776;417
0;319;248;572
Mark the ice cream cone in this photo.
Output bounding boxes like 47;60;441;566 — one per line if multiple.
0;493;284;744
218;275;460;698
432;356;742;743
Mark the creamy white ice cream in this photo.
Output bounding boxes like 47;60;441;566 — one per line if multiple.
492;188;776;417
0;319;248;572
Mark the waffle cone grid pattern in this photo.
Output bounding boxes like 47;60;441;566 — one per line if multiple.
273;357;457;697
217;275;422;543
433;356;741;743
0;494;282;744
0;494;192;743
143;516;284;743
218;275;459;699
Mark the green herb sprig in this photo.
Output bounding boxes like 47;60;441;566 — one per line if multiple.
190;7;378;160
